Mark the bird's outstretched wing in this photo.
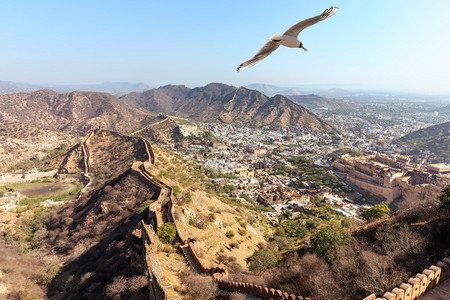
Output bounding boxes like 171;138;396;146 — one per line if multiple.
283;7;338;37
237;41;280;72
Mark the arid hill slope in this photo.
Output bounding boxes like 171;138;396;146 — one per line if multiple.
394;121;450;163
0;89;157;135
121;83;334;130
59;129;151;178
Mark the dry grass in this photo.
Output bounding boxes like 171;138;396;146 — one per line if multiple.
0;241;52;299
151;145;271;270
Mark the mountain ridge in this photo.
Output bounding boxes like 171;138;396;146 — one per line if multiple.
121;83;334;131
0;89;157;135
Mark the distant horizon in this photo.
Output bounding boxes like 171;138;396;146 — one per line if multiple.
2;79;450;99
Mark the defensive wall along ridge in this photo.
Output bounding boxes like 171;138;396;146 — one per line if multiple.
363;256;450;300
131;160;308;299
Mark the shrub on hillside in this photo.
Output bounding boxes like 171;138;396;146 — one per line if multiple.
180;271;217;299
225;230;235;238
439;185;450;213
156;223;176;244
360;205;390;221
189;215;209;229
247;249;277;274
309;225;351;263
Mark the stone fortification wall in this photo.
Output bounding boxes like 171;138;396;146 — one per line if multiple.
81;131;94;173
363;256;450;300
214;274;307;300
332;161;350;172
346;175;402;203
398;180;443;206
142;138;155;165
140;220;168;300
130;162;167;229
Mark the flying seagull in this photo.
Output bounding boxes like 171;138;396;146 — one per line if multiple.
237;7;339;72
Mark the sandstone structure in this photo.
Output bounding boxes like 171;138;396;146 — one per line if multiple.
332;154;449;205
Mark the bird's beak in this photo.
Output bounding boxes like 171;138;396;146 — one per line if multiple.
300;45;307;51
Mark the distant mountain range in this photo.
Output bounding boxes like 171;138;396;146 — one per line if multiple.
286;94;354;110
121;83;334;131
0;80;151;96
395;121;450;163
245;83;302;97
0;81;37;94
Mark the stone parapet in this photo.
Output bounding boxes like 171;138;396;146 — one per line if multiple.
362;257;450;299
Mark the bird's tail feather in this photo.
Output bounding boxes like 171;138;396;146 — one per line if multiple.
265;33;282;41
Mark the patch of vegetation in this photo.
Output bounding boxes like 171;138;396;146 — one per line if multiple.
272;156;352;195
309;225;351;263
274;220;309;240
246;249;277;274
137;200;154;214
439;185;450;213
360;204;390;221
189;215;209;229
225;230;235;238
237;229;247;236
156;223;177;244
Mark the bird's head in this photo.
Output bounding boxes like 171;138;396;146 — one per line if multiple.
299;42;307;51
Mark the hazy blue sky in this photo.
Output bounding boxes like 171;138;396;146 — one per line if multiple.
1;1;450;94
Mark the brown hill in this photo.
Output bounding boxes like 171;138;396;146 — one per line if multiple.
395;121;450;163
0;89;157;135
46;170;158;299
286;94;354;110
59;129;151;180
396;121;450;142
121;83;334;131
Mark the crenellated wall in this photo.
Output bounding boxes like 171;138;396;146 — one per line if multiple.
214;273;307;300
142;138;155;165
81;131;94;173
363;256;450;300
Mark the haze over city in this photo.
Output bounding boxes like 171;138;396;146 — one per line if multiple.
2;0;450;94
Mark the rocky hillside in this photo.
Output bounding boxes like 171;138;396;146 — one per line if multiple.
121;83;334;130
59;129;151;179
0;89;157;135
286;94;354;110
395;121;450;163
396;121;450;142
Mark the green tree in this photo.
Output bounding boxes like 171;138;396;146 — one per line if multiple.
156;223;177;244
439;185;450;213
309;225;351;263
305;219;320;231
360;204;390;221
340;217;355;228
246;249;277;274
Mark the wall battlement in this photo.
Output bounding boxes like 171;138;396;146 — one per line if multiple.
363;256;450;300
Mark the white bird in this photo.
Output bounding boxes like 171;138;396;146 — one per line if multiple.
237;7;339;72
